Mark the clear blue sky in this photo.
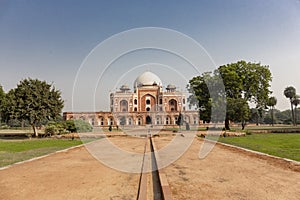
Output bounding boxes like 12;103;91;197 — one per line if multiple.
0;0;299;111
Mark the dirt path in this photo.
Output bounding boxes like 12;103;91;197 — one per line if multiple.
154;137;300;200
0;136;299;200
0;137;146;200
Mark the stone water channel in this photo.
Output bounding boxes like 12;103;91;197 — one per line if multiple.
136;134;172;200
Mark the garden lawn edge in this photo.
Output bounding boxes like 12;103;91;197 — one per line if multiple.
216;140;300;172
0;143;85;171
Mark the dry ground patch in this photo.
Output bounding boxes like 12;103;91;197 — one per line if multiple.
154;136;300;200
0;137;146;200
1;135;300;199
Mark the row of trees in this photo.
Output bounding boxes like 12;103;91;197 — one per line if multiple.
251;86;300;126
0;79;94;136
261;108;300;125
284;86;300;126
187;60;300;129
188;60;273;130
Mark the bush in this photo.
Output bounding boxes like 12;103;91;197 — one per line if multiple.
45;124;57;135
245;130;252;135
197;133;206;138
207;127;223;131
66;119;93;133
44;121;67;135
0;124;9;129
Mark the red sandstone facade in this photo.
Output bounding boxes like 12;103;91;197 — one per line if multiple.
63;72;199;127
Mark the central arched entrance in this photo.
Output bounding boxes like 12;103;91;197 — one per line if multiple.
120;100;128;112
168;99;178;111
146;116;152;124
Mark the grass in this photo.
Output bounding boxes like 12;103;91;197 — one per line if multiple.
218;133;300;162
244;125;300;130
0;139;82;167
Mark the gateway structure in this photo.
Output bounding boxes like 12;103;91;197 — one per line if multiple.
63;71;199;127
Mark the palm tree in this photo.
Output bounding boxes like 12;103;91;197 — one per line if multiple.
267;96;277;126
292;95;300;126
284;86;296;125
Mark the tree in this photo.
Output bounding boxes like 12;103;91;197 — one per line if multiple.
0;85;4;101
267;96;277;126
284;86;296;125
188;61;272;130
218;61;272;129
187;72;211;123
227;98;250;130
275;109;292;124
292;95;300;125
4;78;64;137
250;108;264;125
0;85;5;123
187;71;226;124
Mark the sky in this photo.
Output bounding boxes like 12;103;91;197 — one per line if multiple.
0;0;299;112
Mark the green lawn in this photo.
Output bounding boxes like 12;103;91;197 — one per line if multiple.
244;125;300;131
218;133;300;162
245;126;294;130
0;139;82;167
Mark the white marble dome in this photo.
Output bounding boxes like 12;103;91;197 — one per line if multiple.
134;71;162;88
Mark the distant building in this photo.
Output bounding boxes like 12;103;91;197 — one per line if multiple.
63;71;199;127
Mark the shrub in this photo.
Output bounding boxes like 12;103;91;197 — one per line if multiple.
0;124;9;129
207;127;223;131
197;133;206;138
66;119;93;133
45;124;58;135
245;130;252;135
44;121;67;135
